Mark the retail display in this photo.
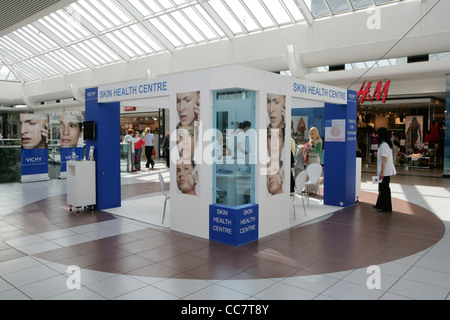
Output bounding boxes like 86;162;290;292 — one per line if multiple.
67;160;96;212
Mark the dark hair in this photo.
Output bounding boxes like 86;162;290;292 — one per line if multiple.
377;127;393;149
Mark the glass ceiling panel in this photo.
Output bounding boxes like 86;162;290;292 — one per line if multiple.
242;0;275;29
192;4;226;38
170;11;205;43
160;14;194;45
223;0;259;32
349;0;375;9
325;0;351;14
142;0;165;14
148;17;182;47
282;0;305;21
0;0;404;83
0;36;32;61
209;0;243;34
262;0;291;25
46;49;84;72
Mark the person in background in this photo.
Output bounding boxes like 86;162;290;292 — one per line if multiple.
294;145;306;178
123;129;141;172
134;131;145;171
374;127;397;212
391;131;400;166
306;127;322;165
162;131;170;168
143;127;155;169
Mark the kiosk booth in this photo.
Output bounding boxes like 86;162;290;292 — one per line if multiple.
84;65;356;246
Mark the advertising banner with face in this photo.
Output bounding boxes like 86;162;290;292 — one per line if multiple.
176;91;200;196
20;114;49;182
59;115;84;176
266;94;286;196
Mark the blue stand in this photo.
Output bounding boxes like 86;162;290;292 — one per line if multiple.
323;90;357;207
209;203;259;247
85;87;121;210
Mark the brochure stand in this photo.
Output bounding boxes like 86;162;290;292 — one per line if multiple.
67;160;96;212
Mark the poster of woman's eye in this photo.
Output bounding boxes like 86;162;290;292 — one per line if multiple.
20;113;49;182
266;93;286;196
176;91;201;196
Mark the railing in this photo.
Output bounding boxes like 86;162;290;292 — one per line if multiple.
1;139;135;183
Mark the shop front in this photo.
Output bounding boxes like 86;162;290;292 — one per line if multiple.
356;98;446;177
83;65;357;245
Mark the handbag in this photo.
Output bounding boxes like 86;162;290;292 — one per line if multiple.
152;147;156;157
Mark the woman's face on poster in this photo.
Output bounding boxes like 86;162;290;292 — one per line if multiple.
176;161;197;194
267;128;284;160
177;92;200;127
20;115;47;149
267;94;285;128
267;167;283;195
60;118;82;148
177;126;195;160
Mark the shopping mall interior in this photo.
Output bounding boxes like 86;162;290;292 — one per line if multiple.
0;0;450;302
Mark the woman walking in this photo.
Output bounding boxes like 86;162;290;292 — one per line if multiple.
374;127;397;212
143;128;155;169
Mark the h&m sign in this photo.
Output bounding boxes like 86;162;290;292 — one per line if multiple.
357;80;390;104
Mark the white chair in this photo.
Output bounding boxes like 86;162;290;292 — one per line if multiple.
158;172;170;224
290;170;308;219
305;163;323;205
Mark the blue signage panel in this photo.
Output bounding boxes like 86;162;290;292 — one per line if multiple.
60;147;84;173
209;203;258;247
21;148;48;176
323;89;357;207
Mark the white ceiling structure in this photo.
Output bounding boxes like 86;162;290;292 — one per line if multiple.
0;0;449;109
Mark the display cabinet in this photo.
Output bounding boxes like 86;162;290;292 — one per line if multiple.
67;160;96;212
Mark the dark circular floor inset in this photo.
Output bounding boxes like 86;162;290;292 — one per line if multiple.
3;184;445;280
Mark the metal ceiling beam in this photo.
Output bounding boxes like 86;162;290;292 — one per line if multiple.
294;0;314;26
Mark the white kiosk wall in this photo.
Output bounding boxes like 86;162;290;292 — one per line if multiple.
96;65;349;241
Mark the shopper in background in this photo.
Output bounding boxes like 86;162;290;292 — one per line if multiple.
134;131;145;171
123;129;140;172
374;127;397;212
306;127;322;166
143;127;155;169
294;145;306;178
391;131;400;166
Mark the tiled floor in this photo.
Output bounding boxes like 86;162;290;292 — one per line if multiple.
1;162;449;300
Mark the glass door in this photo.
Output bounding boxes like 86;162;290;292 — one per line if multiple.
213;90;256;206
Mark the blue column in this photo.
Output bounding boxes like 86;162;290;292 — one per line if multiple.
85;87;121;210
323;90;357;207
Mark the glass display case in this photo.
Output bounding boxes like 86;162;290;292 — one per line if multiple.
213;90;255;207
0;139;21;183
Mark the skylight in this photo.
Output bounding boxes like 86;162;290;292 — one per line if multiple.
0;0;404;83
